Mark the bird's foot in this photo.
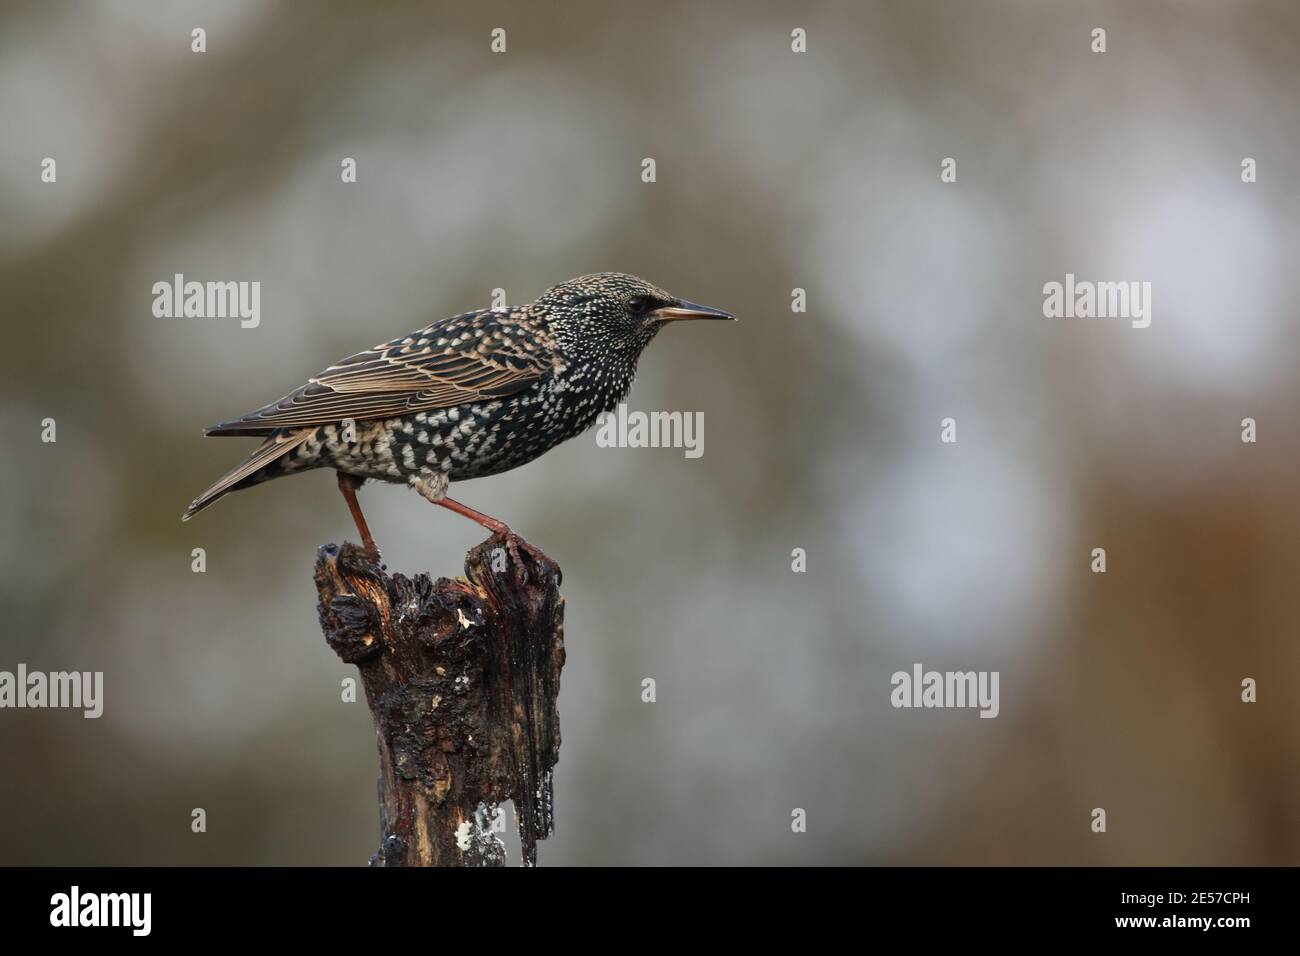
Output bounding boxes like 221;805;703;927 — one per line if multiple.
468;528;558;596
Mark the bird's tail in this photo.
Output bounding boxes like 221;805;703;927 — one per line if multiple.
182;430;313;521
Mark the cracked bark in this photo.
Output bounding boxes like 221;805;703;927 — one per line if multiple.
313;534;565;866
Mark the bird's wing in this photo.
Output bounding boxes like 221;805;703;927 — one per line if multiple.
204;309;552;435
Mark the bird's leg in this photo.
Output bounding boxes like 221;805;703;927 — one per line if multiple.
411;473;510;536
336;472;379;555
435;496;511;536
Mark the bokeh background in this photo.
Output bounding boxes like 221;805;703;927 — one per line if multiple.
1;0;1297;865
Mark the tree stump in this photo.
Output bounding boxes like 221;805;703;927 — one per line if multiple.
313;534;565;866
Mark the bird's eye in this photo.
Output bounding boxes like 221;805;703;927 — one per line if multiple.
626;296;652;315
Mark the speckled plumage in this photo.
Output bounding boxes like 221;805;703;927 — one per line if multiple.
184;273;734;540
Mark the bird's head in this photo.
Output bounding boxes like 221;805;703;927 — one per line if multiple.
535;272;734;353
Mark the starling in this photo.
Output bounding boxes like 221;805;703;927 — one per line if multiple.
183;272;734;550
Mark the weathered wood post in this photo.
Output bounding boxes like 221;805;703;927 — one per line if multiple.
313;534;565;866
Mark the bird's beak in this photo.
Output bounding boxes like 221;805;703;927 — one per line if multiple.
652;298;736;322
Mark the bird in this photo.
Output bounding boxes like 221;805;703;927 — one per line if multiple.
183;272;734;552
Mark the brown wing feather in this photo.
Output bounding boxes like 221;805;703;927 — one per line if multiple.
204;309;551;436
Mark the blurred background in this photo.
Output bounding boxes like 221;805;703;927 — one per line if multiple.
1;0;1297;865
